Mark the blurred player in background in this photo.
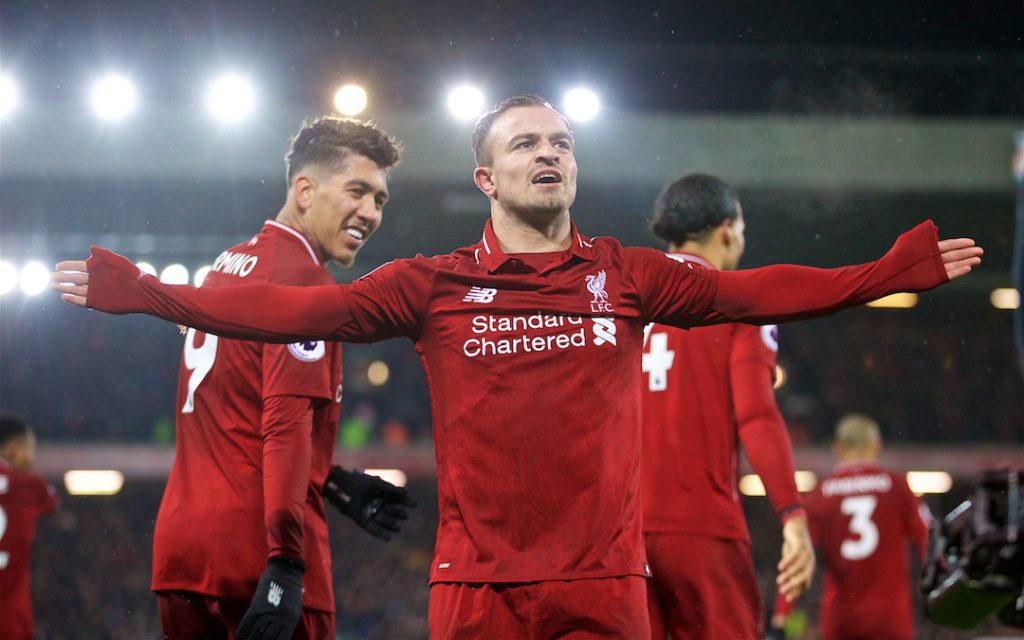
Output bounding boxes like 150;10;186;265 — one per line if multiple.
642;174;814;639
52;95;983;638
151;116;413;640
781;413;930;640
0;414;57;640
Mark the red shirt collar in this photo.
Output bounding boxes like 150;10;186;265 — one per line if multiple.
475;218;596;273
670;252;716;271
263;220;321;266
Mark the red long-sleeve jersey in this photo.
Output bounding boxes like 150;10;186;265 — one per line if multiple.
806;462;930;640
83;219;947;584
0;459;57;639
641;252;799;540
151;221;341;611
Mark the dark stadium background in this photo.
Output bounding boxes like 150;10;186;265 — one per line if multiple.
1;1;1022;638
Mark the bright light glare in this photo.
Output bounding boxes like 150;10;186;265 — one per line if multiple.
991;288;1020;310
795;470;818;492
206;74;255;123
194;265;212;287
563;88;600;122
739;474;766;496
334;84;367;116
19;261;50;295
0;73;18;118
907;471;952;495
739;471;817;496
90;74;138;121
160;264;190;285
364;468;407;488
866;292;918;308
447;85;486;121
773;364;787;390
64;470;125;496
136;262;157;277
0;261;18;295
367;360;390;386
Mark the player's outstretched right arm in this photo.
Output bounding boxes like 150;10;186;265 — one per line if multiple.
52;246;418;343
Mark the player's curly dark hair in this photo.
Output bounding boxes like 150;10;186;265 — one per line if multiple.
471;94;574;166
650;173;740;246
0;413;31;448
285;116;403;187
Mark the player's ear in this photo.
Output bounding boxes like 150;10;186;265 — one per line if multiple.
473;166;497;199
293;175;317;210
717;219;735;247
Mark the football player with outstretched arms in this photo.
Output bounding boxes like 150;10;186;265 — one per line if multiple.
53;95;980;638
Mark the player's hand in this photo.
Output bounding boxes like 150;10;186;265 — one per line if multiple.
237;557;304;640
50;260;91;306
323;466;416;540
937;238;982;280
777;515;815;602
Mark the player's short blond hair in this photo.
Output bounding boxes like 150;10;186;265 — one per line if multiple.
834;413;881;453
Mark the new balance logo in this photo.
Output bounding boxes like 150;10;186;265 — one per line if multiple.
463;287;498;303
592;317;617;346
268;581;283;607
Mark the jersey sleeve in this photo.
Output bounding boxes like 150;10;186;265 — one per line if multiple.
84;248;433;343
634;220;946;328
732;325;801;517
708;220;947;325
260;394;314;562
898;476;931;561
262;342;335;400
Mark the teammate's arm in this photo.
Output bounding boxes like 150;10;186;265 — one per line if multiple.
323;466;416;540
731;331;814;601
238;394;313;640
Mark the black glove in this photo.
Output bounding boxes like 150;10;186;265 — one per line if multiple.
237;556;304;640
323;466;416;540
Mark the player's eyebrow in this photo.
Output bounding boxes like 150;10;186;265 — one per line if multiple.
345;178;389;204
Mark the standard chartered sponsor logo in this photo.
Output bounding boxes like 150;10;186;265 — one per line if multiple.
462;313;616;357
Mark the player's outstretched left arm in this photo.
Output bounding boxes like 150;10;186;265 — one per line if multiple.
777;514;815;602
323;466;416;540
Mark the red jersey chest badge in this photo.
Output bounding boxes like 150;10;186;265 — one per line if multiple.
585;269;615;313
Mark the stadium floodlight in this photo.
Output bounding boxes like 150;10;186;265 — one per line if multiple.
333;84;368;116
64;470;125;496
907;471;952;495
19;261;50;296
367;360;390;386
0;73;18;118
446;85;486;121
990;288;1020;310
159;263;190;285
866;292;918;308
0;261;18;295
136;261;157;277
89;74;138;122
193;265;212;287
206;74;255;123
563;87;600;122
363;469;407;488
